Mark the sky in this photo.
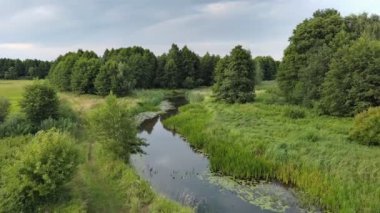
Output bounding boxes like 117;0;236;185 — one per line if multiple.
0;0;380;61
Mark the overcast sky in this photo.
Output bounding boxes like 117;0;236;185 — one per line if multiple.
0;0;379;61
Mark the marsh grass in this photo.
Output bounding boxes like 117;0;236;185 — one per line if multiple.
164;81;380;212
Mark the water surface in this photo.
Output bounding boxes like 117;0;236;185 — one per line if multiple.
131;98;305;213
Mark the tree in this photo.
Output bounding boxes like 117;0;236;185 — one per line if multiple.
213;45;255;103
199;53;220;86
320;37;380;116
95;61;135;96
163;44;183;88
0;130;79;212
181;46;200;88
20;83;59;124
254;56;277;82
71;58;101;94
277;9;344;104
89;95;146;162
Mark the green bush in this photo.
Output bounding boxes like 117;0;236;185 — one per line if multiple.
89;95;146;162
349;107;380;146
20;82;59;124
283;106;306;119
0;129;79;212
0;97;10;122
0;114;34;138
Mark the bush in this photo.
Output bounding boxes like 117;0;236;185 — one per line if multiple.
89;95;146;162
283;107;306;119
20;82;59;124
349;107;380;146
0;129;79;212
0;97;10;122
0;114;34;138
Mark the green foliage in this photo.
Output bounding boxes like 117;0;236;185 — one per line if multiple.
89;94;145;162
71;58;101;94
0;97;10;122
254;56;277;82
200;53;220;86
213;45;255;103
186;92;205;103
278;9;344;105
20;82;59;124
0;129;79;212
95;61;135;96
320;37;380;116
349;107;380;146
278;9;380;115
49;50;98;91
283;106;306;119
164;85;380;212
0;59;50;80
0;114;34;138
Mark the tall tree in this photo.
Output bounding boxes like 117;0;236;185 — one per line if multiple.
320;37;380;116
213;45;255;103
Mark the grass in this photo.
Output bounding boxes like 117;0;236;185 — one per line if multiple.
0;80;192;212
164;81;380;212
0;80;34;112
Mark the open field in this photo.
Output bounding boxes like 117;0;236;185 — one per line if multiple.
0;80;34;112
164;82;380;212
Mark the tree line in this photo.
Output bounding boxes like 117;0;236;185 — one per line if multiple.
48;45;277;96
0;58;51;79
277;9;380;116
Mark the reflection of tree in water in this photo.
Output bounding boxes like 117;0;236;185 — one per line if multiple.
140;116;159;134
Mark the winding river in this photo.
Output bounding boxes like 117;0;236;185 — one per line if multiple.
131;98;306;213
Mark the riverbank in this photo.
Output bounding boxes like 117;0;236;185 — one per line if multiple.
163;82;380;212
0;80;191;212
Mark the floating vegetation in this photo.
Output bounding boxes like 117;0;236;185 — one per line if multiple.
199;172;302;212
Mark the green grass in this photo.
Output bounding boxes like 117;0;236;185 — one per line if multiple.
164;81;380;212
0;80;34;112
0;80;191;212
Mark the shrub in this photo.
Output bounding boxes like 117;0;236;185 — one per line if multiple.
0;97;10;122
20;82;59;124
0;114;34;138
283;107;306;119
89;94;146;162
0;129;79;212
349;107;380;146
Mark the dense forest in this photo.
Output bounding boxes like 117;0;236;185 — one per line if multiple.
0;59;51;79
277;9;380;116
47;45;277;96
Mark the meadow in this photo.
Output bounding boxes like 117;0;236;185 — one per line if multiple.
164;82;380;212
0;80;191;212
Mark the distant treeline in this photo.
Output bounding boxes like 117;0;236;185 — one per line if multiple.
0;59;51;79
278;9;380;116
48;45;278;96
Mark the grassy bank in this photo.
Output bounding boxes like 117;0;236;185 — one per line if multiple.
164;81;380;212
0;80;191;212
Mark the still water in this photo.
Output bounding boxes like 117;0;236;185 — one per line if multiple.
131;98;305;213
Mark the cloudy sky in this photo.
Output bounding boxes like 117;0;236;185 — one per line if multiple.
1;0;379;60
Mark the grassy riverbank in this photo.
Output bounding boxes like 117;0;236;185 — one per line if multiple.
164;81;380;212
0;80;191;212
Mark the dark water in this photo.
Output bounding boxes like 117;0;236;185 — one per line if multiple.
131;98;304;213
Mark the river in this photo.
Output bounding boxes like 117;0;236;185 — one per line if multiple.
131;97;306;213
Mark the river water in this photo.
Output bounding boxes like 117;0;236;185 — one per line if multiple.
131;98;305;213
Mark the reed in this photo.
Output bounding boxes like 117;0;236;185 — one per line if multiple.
164;82;380;212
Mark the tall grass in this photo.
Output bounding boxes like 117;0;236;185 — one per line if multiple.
164;82;380;212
